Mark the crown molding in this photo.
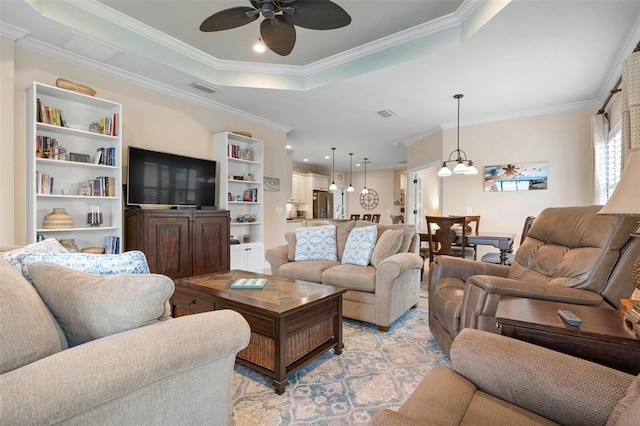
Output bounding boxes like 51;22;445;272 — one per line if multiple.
0;22;30;40
13;34;292;133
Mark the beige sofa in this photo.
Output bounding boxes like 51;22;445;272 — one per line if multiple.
0;253;250;425
428;206;640;355
370;328;639;425
266;220;424;331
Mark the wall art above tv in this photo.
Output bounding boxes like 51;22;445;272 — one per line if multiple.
484;161;548;192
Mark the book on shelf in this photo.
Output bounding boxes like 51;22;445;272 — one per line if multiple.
103;236;120;254
243;188;258;202
36;136;59;159
36;98;67;127
35;171;54;194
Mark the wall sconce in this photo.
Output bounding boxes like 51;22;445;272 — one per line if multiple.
438;94;478;177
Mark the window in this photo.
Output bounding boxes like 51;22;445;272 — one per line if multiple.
594;122;622;205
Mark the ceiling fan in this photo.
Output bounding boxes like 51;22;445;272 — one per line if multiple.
199;0;352;56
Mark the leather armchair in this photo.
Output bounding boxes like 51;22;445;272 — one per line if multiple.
428;205;640;355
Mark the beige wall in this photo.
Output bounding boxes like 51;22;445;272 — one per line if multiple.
0;37;16;245
407;107;596;253
4;42;289;251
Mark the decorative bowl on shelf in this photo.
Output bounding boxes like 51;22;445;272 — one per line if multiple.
43;208;74;229
243;214;256;223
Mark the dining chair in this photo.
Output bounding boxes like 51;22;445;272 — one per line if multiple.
362;214;372;221
481;216;535;265
371;214;381;223
350;214;360;221
451;215;480;259
425;216;468;263
390;215;404;224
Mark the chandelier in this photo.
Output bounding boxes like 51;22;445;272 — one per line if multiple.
438;94;478;177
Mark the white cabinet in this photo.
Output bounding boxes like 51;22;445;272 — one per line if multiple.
288;173;307;203
230;242;265;272
25;82;122;252
214;132;264;271
310;173;330;191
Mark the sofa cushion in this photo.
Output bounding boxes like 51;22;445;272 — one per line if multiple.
370;229;403;268
279;260;341;283
0;238;68;271
294;225;337;261
607;375;640;426
322;264;377;292
26;262;174;347
285;232;296;261
356;221;416;253
336;221;356;260
18;250;150;283
342;225;377;266
0;258;67;374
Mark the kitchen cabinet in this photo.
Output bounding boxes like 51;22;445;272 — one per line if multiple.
310;173;329;191
288;173;307;203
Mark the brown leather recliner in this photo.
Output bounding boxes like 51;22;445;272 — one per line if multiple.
428;205;640;355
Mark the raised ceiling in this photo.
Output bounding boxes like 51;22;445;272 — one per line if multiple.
2;0;640;171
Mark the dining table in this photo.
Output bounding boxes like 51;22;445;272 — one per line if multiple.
418;231;516;265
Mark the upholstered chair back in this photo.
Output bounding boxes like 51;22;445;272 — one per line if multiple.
507;206;639;293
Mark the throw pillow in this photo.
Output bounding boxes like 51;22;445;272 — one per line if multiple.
370;229;403;268
18;250;150;284
0;238;68;271
294;225;338;261
0;258;67;374
26;262;174;347
342;226;377;266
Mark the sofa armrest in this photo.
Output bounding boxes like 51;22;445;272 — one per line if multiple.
460;275;604;331
265;244;290;275
0;310;250;425
451;328;635;426
428;255;509;287
377;252;424;286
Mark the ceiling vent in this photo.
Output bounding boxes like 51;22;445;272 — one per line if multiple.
377;109;397;118
190;81;219;94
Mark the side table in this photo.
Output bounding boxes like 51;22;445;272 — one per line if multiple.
496;297;639;375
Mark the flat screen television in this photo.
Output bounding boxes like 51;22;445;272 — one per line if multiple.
127;146;216;209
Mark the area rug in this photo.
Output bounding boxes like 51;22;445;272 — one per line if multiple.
230;304;449;425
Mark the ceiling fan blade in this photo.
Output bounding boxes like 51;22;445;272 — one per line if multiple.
200;6;258;32
261;16;296;56
283;0;351;30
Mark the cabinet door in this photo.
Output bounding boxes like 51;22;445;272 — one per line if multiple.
147;216;190;279
193;214;230;275
245;242;265;272
294;174;306;202
230;244;247;270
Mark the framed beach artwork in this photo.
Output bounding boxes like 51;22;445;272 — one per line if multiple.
484;162;548;192
263;176;280;191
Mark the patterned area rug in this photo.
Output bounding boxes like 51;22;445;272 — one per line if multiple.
231;304;449;425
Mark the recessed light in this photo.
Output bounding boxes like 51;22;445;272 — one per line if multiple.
285;145;292;149
303;158;309;162
324;155;330;159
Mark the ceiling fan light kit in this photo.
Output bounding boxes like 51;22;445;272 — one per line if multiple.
438;94;478;177
200;0;352;56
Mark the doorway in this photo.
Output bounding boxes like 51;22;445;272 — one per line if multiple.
407;162;440;231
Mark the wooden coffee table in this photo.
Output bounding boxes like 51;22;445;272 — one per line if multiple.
172;270;347;394
496;297;640;375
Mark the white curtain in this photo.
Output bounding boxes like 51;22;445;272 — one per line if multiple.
621;50;640;155
590;113;609;205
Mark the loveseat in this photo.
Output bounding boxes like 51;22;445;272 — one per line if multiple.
428;205;640;355
266;220;424;331
0;242;250;425
370;328;639;425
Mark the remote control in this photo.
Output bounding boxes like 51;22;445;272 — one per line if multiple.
558;310;582;326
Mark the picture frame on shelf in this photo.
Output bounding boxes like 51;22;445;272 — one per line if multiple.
228;192;232;201
69;152;91;163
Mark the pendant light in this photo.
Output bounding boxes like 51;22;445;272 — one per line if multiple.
438;94;478;177
347;152;355;192
361;157;369;194
329;147;337;190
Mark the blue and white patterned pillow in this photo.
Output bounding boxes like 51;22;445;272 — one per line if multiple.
18;250;150;283
294;225;337;261
342;226;378;266
0;238;69;271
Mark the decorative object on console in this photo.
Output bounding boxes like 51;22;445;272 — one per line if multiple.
87;205;102;227
58;239;79;253
438;94;478;177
